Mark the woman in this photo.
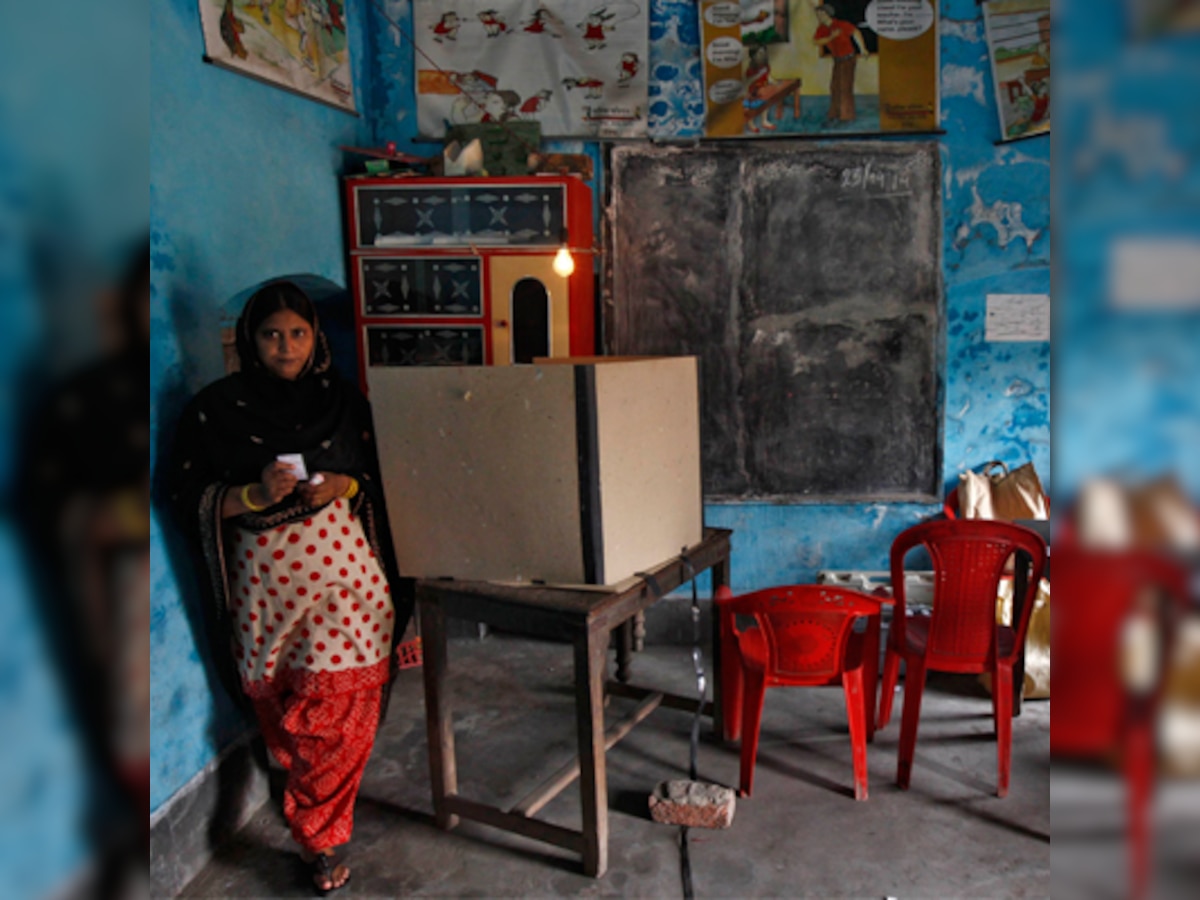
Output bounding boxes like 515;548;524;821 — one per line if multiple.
169;281;409;894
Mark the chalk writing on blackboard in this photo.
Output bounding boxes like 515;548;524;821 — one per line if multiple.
839;159;915;197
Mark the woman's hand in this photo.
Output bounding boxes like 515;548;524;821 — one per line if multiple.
296;472;349;509
260;460;300;505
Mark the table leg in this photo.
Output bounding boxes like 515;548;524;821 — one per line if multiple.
421;598;459;829
616;619;634;683
574;626;609;877
710;557;731;740
1011;552;1029;718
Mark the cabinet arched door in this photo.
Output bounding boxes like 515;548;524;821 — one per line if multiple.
488;256;571;365
511;277;550;364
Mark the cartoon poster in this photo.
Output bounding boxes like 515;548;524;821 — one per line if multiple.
700;0;939;138
983;0;1050;141
198;0;356;112
413;1;649;138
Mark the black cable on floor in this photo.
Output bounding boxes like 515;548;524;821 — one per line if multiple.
678;553;704;899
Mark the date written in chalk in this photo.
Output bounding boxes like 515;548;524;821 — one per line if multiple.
839;161;913;197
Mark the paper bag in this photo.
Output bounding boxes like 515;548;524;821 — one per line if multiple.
983;577;1051;699
957;460;1049;522
960;460;1049;700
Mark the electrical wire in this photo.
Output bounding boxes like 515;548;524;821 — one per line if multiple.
680;552;704;899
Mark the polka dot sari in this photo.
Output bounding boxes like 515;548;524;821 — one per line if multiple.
228;499;395;698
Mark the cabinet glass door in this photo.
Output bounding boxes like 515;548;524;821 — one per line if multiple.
366;326;484;366
355;184;564;247
360;257;482;317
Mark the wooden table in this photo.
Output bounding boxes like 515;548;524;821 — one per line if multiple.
417;527;733;877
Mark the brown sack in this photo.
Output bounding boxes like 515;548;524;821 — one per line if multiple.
984;577;1051;699
960;460;1050;700
957;461;1049;522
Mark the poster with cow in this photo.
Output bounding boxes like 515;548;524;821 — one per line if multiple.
413;1;649;138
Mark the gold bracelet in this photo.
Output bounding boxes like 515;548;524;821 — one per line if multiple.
342;477;360;500
240;482;267;512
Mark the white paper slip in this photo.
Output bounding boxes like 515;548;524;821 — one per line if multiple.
276;453;309;481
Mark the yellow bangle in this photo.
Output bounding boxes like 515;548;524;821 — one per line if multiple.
240;483;267;512
342;477;360;500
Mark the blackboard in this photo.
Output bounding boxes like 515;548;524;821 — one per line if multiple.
608;141;941;501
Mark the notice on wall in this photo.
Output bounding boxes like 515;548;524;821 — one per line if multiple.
413;0;649;139
699;0;939;139
985;293;1050;342
1110;238;1200;310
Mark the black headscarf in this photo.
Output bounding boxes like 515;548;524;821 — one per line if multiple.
173;281;364;499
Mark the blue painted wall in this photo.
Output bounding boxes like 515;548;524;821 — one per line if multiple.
1056;1;1200;500
150;0;373;812
363;0;1049;587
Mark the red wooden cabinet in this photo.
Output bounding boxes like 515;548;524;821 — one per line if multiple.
344;174;595;391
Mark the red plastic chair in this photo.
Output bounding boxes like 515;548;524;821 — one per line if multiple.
876;519;1047;797
716;584;882;800
1052;547;1189;900
943;485;960;519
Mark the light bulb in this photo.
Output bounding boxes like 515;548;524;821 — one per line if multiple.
553;245;575;277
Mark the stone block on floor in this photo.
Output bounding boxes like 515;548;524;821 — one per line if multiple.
648;779;736;829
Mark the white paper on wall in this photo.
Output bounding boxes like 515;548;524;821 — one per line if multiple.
1110;238;1200;310
413;0;649;138
985;293;1051;342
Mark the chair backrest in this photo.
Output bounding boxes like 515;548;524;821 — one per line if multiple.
891;519;1047;670
717;585;880;682
943;485;960;519
1052;548;1189;755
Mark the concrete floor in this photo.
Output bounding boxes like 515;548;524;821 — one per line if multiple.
179;629;1050;898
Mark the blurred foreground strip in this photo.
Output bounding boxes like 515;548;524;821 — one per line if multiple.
1053;479;1200;899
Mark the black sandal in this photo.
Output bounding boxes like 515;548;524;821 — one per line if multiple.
309;852;351;896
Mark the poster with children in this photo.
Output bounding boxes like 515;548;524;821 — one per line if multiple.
699;0;939;138
983;0;1050;141
413;1;650;138
198;0;356;112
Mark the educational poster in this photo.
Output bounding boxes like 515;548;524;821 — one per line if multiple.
700;0;939;138
198;0;356;112
412;1;650;139
983;0;1050;141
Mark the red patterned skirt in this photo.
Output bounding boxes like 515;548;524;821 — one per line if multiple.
227;499;394;851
